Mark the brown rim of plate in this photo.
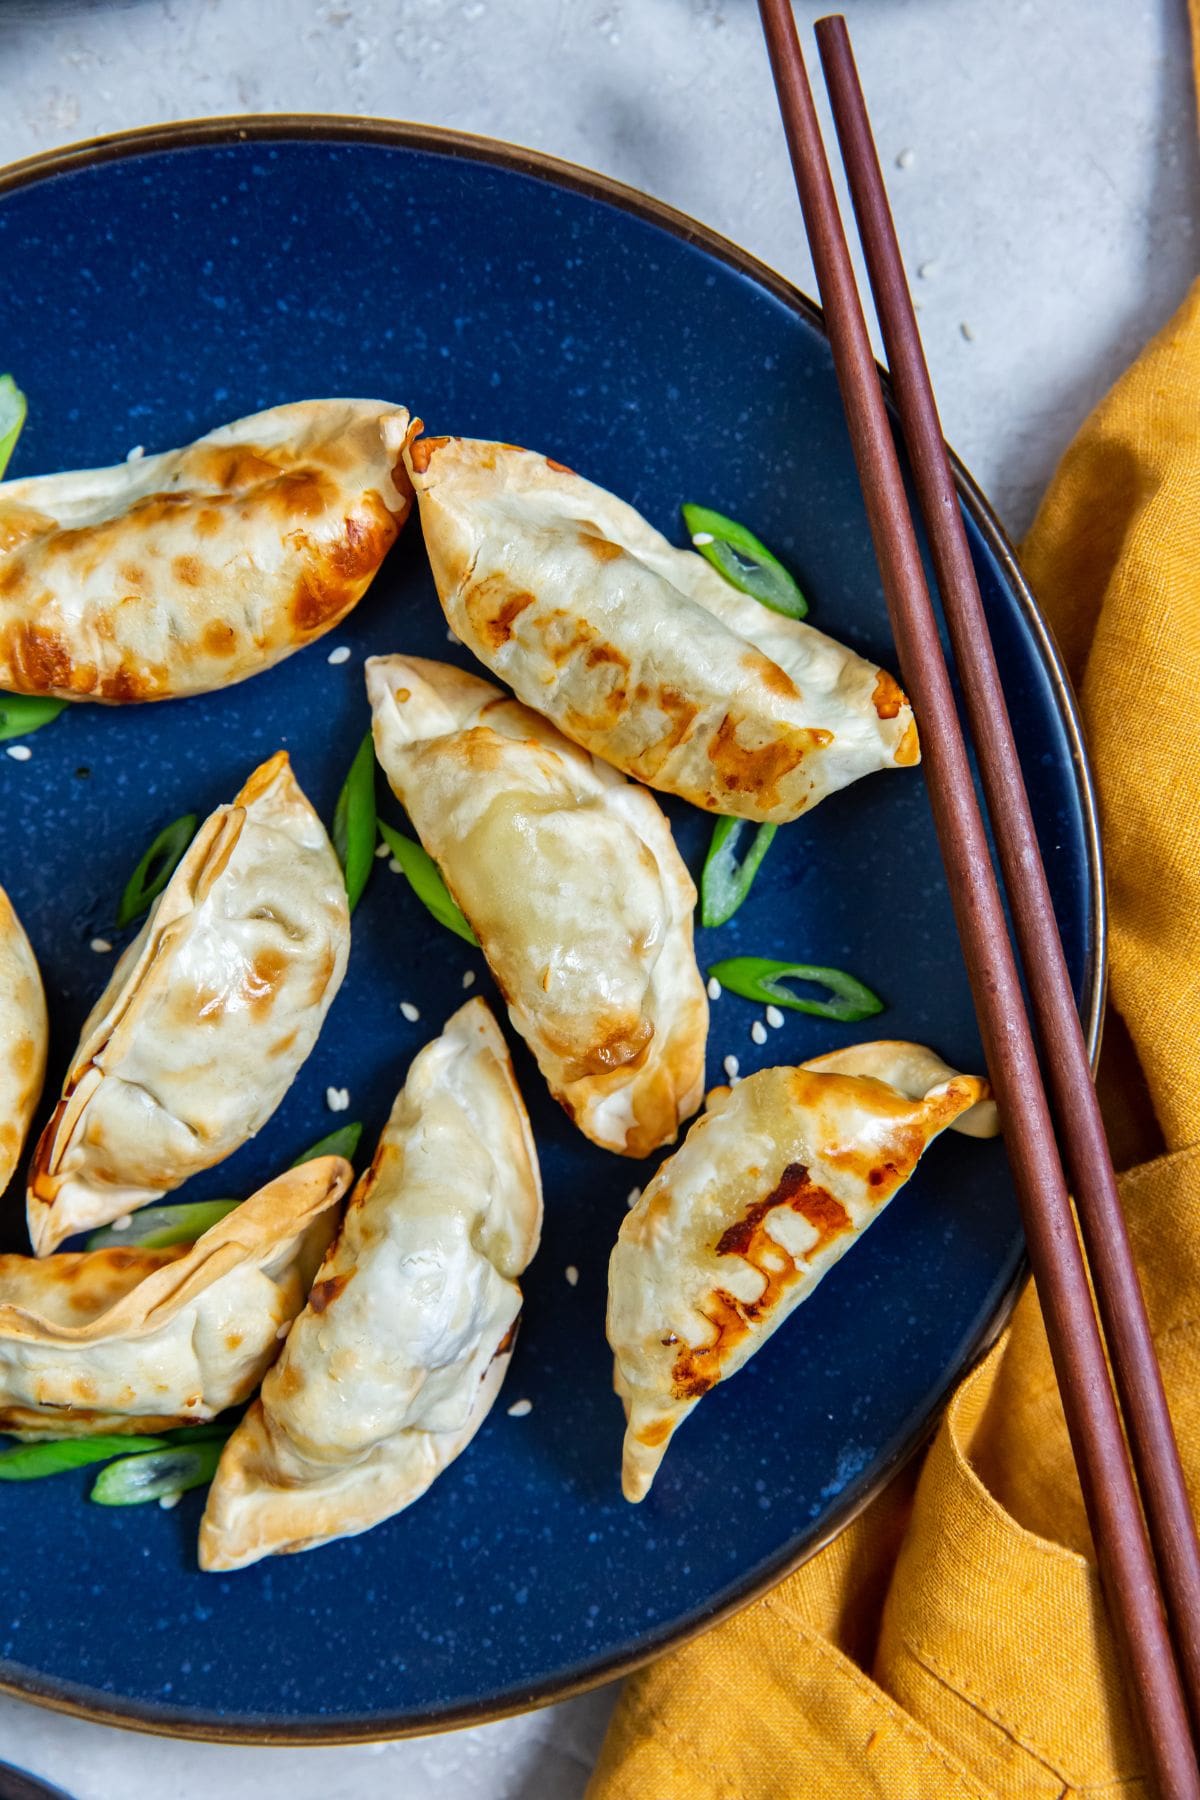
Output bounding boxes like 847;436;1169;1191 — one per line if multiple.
0;113;1105;1747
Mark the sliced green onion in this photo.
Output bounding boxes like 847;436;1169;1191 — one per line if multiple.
0;693;67;744
90;1437;227;1507
0;1434;170;1480
707;956;884;1023
333;732;377;914
85;1199;240;1251
682;503;807;618
700;816;777;928
378;820;479;946
116;812;197;928
0;375;27;481
290;1121;362;1167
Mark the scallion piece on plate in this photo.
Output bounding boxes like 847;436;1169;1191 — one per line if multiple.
85;1199;241;1252
378;820;479;946
89;1437;227;1507
0;375;27;481
681;503;807;619
700;816;778;927
116;812;198;928
0;1435;171;1480
290;1121;363;1167
333;731;378;914
0;693;67;745
707;956;884;1023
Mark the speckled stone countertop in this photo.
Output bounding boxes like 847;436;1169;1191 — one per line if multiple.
0;2;1195;1796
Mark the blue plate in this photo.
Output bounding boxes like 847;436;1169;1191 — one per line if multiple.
0;120;1101;1742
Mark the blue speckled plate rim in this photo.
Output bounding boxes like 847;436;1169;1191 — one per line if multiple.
0;115;1105;1746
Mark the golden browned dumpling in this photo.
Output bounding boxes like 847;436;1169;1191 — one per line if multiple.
608;1042;997;1500
0;400;412;701
0;885;46;1199
199;1001;542;1570
0;1158;347;1438
399;426;917;823
367;654;708;1157
28;752;349;1255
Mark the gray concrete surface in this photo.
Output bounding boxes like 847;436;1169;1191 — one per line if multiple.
0;1;1196;1795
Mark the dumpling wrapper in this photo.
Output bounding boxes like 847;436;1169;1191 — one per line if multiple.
367;654;708;1157
28;751;350;1255
608;1041;997;1501
0;885;47;1198
199;998;542;1571
0;400;411;702
0;1156;348;1438
399;424;918;824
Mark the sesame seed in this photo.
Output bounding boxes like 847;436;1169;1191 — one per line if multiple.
276;1319;292;1341
960;321;976;342
374;842;390;859
126;444;145;461
896;148;915;169
326;1086;350;1113
565;1265;579;1287
387;857;402;874
723;1054;740;1081
626;1186;642;1209
157;1492;182;1510
918;261;939;280
110;1214;132;1233
5;745;31;762
400;1001;420;1022
507;1398;533;1418
766;1005;785;1029
327;645;352;665
89;937;113;954
446;626;459;645
691;531;715;547
707;976;722;1000
751;1020;768;1046
462;969;476;989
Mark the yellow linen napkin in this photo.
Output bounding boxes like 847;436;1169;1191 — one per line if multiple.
589;12;1200;1794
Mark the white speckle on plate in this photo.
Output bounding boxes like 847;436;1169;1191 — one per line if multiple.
110;1214;132;1233
918;260;939;279
960;321;977;341
89;937;113;954
565;1265;579;1287
751;1020;768;1045
896;147;915;169
5;745;31;762
326;1086;350;1113
126;444;145;461
723;1054;740;1080
691;531;714;546
766;1004;785;1029
626;1186;642;1209
326;645;352;665
374;842;390;859
506;1398;532;1418
387;858;402;874
461;969;476;989
400;1001;420;1022
158;1492;182;1510
707;976;722;1000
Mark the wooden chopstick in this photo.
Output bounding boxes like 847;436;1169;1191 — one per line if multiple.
755;3;1200;1793
814;11;1200;1745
